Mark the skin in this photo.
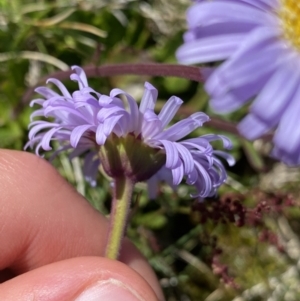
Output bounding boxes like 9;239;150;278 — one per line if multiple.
0;149;164;301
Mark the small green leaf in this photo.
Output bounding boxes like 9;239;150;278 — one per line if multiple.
134;211;167;230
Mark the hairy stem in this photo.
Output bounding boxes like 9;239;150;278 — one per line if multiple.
105;176;134;259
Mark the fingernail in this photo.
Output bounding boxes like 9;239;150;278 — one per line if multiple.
74;279;145;301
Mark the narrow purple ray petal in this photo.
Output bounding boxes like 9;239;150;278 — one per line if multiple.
250;60;300;124
72;91;99;106
41;127;63;151
184;22;256;42
95;123;107;145
69;147;90;160
213;151;235;166
98;95;115;106
158;96;183;128
201;134;232;149
83;152;100;187
238;114;271;140
209;74;271;113
110;88;140;132
176;34;244;64
172;164;184;185
181;137;212;152
147;167;175;199
186;168;198;185
35;86;60;98
70;124;94;148
46;78;72;99
159;140;180;169
96;105;126;122
205;27;279;97
139;82;158;114
146;176;159;200
155;118;197;141
142;110;163;139
71;65;88;89
30;109;50;121
193;161;213;197
102;115;124;136
43;106;91;124
273;86;300;155
30;98;46;107
187;1;276;28
156;113;209;142
28;122;59;140
175;143;194;174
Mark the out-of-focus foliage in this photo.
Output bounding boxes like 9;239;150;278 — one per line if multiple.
1;1;300;300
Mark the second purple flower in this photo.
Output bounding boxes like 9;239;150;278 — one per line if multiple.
177;0;300;165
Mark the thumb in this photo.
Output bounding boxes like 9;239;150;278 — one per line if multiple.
0;257;160;301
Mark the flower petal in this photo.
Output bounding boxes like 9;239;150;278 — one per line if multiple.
142;110;162;139
71;66;89;89
139;82;158;114
172;164;184;185
46;78;72;99
159;140;180;169
70;124;94;148
176;34;244;64
175;143;194;174
158;96;183;128
187;1;276;28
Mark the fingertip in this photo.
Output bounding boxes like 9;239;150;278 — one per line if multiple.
0;257;160;301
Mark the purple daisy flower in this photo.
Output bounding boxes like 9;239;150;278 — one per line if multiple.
176;0;300;165
26;66;234;198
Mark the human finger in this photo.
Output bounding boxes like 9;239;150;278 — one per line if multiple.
0;149;164;300
0;257;159;301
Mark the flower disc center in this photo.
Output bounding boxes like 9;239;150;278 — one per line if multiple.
280;0;300;50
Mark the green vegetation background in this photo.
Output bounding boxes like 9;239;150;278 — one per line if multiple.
1;1;300;300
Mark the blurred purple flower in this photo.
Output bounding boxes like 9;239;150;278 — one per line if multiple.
176;0;300;165
26;66;234;198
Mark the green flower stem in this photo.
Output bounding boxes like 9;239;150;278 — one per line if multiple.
105;176;135;260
